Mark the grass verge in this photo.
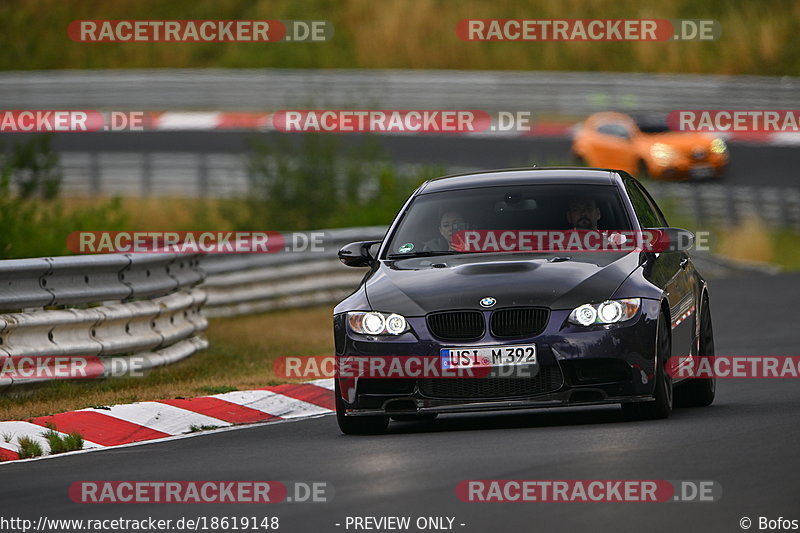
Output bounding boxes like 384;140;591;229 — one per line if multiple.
0;306;333;422
1;0;798;75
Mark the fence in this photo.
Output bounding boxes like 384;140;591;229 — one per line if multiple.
54;150;800;230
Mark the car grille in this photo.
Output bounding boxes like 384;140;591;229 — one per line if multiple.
426;311;485;340
490;308;549;337
418;365;564;399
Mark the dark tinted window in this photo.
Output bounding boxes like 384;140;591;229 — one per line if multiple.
636;181;668;226
625;179;666;227
633;114;670;133
596;123;631;139
385;183;631;255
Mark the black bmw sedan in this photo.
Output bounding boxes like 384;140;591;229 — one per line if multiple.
333;168;715;434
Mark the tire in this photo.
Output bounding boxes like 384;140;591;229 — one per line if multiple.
622;311;673;420
637;159;651;179
674;295;716;407
335;380;389;435
391;413;438;422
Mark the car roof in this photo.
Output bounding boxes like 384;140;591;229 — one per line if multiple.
419;167;623;194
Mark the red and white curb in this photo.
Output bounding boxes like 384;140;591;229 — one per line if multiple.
143;111;800;145
0;378;334;463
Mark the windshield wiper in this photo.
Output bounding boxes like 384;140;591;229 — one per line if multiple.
386;250;467;259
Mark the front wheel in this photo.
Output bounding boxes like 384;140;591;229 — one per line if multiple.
622;312;673;420
335;380;389;435
637;159;651;180
674;295;716;407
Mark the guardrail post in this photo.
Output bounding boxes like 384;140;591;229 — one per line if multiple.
784;187;800;231
89;152;101;195
141;152;152;197
198;153;209;197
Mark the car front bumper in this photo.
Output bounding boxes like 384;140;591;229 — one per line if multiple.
334;299;663;416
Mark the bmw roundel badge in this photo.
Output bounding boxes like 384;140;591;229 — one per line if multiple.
480;297;496;308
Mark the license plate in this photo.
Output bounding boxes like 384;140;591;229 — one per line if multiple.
690;164;714;178
441;344;537;369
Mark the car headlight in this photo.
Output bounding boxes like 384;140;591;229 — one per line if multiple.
650;143;676;165
710;138;727;154
348;312;409;335
568;298;641;326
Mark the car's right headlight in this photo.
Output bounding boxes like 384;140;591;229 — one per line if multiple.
347;311;409;335
650;143;676;165
568;298;641;326
710;138;727;154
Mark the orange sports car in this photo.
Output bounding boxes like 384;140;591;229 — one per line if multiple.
572;112;728;180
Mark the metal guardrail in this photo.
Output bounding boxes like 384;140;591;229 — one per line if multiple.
199;227;387;317
647;183;800;231
58;152;250;198
0;229;387;388
1;69;798;113
56;152;441;198
0;254;203;311
0;254;207;389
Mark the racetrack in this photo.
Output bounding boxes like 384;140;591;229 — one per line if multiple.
2;131;799;188
2;271;799;532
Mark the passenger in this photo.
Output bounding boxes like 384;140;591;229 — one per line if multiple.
423;210;466;251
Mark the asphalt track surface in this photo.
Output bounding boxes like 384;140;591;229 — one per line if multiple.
2;131;799;188
2;271;799;533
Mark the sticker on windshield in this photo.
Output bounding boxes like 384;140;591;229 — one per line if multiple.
398;243;414;253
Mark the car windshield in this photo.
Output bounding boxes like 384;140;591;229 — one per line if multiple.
633;114;671;133
385;183;632;256
596;123;632;139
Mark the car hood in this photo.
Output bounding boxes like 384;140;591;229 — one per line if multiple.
365;252;641;316
638;131;716;152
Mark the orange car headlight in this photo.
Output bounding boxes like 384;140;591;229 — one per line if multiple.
710;138;727;154
650;143;676;165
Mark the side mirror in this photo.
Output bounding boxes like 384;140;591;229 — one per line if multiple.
645;227;695;252
338;241;380;267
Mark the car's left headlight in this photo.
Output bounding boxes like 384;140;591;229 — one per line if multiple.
568;298;641;326
710;138;727;154
348;311;409;335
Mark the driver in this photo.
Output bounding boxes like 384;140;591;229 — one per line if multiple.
566;197;601;230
